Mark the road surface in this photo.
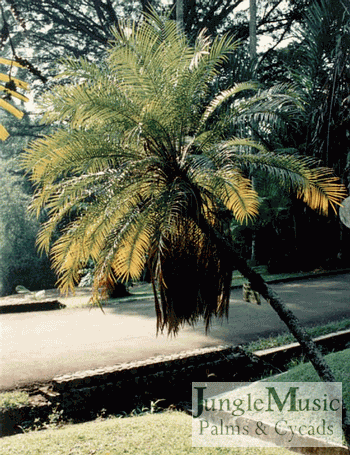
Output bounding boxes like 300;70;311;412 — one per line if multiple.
0;273;349;390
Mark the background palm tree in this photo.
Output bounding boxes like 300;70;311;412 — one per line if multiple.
284;0;350;176
22;11;350;443
256;0;350;272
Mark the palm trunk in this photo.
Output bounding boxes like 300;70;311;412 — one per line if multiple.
196;213;350;447
250;230;257;265
249;0;258;265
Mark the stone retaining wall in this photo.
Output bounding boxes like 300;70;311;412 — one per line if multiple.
2;330;350;437
50;330;350;419
52;345;274;419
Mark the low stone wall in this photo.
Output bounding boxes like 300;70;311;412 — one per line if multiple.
52;345;274;419
50;330;350;420
254;329;350;366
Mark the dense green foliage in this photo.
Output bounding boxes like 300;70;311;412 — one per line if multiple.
0;156;56;296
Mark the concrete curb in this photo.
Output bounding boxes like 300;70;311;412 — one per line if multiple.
50;329;350;394
0;300;65;314
253;329;350;365
45;329;349;414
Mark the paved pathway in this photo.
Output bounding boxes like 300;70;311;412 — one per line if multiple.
0;273;349;390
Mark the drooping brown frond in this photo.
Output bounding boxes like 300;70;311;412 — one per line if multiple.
149;217;233;335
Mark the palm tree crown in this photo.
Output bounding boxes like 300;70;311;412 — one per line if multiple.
23;11;347;334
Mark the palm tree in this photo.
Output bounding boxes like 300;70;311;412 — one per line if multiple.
0;57;28;140
260;0;350;270
275;0;350;176
22;11;349;443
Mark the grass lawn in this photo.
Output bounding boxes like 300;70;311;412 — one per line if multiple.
270;348;350;408
267;348;350;447
245;317;350;353
0;391;29;410
0;410;295;455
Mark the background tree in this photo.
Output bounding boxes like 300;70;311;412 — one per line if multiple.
0;155;56;295
176;0;184;31
0;0;310;80
0;3;57;295
255;0;350;270
262;0;350;175
0;63;56;295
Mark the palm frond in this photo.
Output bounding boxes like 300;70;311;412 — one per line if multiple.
198;81;259;132
219;150;347;215
0;58;28;140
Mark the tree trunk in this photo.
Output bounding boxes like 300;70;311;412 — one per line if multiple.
196;213;350;447
250;229;257;265
249;0;257;65
176;0;184;32
249;0;258;265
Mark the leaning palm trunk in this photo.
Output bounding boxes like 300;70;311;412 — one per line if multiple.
196;214;350;449
235;255;350;448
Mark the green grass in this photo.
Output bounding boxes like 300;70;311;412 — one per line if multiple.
245;317;350;353
270;348;350;408
268;348;350;447
0;391;30;410
0;410;295;455
230;264;339;288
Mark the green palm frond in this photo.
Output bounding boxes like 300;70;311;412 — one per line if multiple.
230;83;304;129
217;149;347;215
198;81;259;130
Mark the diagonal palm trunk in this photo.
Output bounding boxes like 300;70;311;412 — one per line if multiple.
197;213;350;448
